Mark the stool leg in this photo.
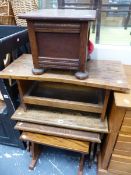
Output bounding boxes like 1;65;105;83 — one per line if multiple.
26;141;32;157
88;143;95;168
78;154;85;175
29;142;41;170
26;141;30;152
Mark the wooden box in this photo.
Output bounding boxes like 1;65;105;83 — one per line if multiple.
19;9;96;79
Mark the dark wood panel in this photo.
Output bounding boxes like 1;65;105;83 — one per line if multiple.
39;64;78;70
36;32;80;59
35;22;80;33
39;60;79;66
39;56;79;62
38;61;79;67
79;22;88;72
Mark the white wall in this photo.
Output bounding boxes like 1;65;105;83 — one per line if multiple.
91;44;131;65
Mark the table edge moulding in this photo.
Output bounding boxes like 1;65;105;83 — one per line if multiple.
0;54;129;92
18;9;96;21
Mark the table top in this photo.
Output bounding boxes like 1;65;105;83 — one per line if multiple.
11;105;108;133
115;65;131;108
0;54;129;92
19;9;96;21
15;121;101;143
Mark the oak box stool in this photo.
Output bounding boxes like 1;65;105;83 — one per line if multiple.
19;9;96;79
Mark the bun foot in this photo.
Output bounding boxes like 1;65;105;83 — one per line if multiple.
75;71;89;80
32;68;44;75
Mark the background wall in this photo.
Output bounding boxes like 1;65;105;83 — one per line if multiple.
91;44;131;64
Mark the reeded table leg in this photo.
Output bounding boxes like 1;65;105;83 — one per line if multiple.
78;154;86;175
29;142;41;170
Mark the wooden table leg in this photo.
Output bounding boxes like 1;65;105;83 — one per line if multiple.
78;154;85;175
26;141;33;157
29;142;41;170
101;90;110;121
26;141;30;152
75;23;89;80
88;142;95;168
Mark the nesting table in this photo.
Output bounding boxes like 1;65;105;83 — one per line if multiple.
0;54;129;174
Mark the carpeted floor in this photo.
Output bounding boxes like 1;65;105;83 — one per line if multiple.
0;144;97;175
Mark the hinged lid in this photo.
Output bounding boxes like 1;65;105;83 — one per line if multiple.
19;9;96;21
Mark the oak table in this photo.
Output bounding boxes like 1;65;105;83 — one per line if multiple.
0;54;128;121
0;54;129;174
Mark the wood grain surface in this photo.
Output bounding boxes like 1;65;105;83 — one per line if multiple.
115;141;131;152
113;149;131;157
120;125;131;134
11;106;108;133
125;111;131;118
0;54;129;92
100;132;118;170
15;122;101;143
111;154;131;163
109;160;131;173
118;133;131;142
115;65;131;107
22;80;104;114
123;117;131;127
19;9;96;21
99;99;126;170
109;169;131;175
23;95;103;113
20;131;90;154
